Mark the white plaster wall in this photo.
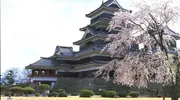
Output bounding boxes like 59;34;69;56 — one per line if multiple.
51;82;55;87
31;77;57;82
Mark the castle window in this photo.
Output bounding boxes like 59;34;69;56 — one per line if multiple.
49;70;52;75
42;71;45;75
49;70;55;75
35;71;38;75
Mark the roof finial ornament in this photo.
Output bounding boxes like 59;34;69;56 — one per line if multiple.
102;0;104;4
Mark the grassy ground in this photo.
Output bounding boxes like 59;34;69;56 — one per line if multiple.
1;96;178;100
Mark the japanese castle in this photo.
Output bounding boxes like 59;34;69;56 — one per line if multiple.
26;0;179;92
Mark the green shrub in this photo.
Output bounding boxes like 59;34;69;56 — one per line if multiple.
1;85;9;95
4;91;14;96
106;91;117;98
52;92;58;97
49;89;55;93
177;93;180;97
4;92;10;96
39;84;51;93
56;89;67;97
99;89;106;95
80;89;94;97
118;92;127;97
35;93;40;97
48;93;52;97
58;92;67;97
23;87;35;94
95;92;101;95
11;86;23;95
128;92;139;98
71;92;78;96
15;82;30;88
100;90;107;97
56;89;65;93
101;92;107;97
48;92;58;97
4;92;8;96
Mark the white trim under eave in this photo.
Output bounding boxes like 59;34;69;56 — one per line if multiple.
30;77;57;82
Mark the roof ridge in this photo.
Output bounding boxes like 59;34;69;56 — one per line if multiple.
56;45;73;48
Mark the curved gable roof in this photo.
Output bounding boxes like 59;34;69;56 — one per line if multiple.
81;26;97;39
86;0;129;18
54;46;74;56
104;0;128;11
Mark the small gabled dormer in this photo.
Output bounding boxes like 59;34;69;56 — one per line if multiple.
54;46;74;56
81;27;95;40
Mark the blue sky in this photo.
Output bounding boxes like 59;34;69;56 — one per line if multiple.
1;0;180;73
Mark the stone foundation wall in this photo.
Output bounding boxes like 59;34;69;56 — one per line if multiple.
53;77;129;93
52;77;172;97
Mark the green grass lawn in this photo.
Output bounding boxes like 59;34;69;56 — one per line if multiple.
1;96;179;100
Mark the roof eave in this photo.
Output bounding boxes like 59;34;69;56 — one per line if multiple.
79;26;87;31
86;6;119;18
73;35;107;45
173;35;180;40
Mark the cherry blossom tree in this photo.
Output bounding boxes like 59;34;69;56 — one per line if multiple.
95;0;180;100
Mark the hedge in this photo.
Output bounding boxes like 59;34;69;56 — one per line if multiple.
48;92;58;97
101;91;107;97
11;86;23;95
35;93;40;97
4;92;14;96
95;92;101;95
58;92;67;97
80;89;94;97
71;92;78;96
100;89;107;97
178;93;180;97
106;91;117;98
23;87;35;94
118;92;127;97
128;92;139;98
99;89;106;95
56;89;65;93
39;84;51;92
1;85;9;94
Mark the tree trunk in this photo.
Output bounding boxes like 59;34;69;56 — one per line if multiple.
162;86;165;100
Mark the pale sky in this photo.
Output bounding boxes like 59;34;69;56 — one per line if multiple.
1;0;180;73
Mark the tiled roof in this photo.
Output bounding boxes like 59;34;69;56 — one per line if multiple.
26;58;56;69
81;26;98;39
54;46;74;56
86;0;129;18
103;0;128;11
164;26;180;39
